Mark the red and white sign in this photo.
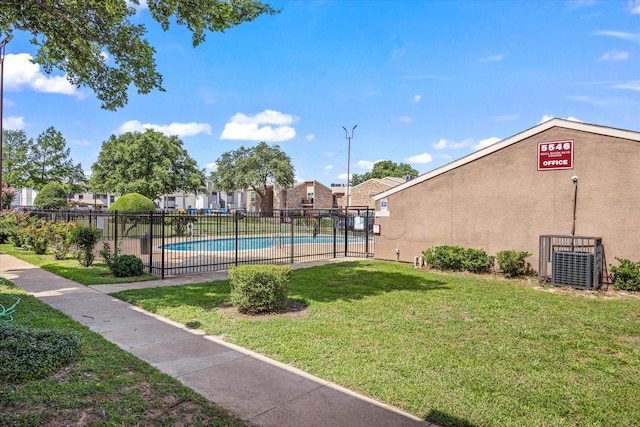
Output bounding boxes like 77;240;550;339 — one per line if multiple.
538;140;573;170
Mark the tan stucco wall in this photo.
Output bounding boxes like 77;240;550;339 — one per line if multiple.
374;127;640;270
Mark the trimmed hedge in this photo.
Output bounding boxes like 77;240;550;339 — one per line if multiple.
108;193;155;212
610;258;640;291
229;265;292;314
422;245;494;273
0;323;82;383
496;250;532;278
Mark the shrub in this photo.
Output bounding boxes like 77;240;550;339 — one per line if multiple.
50;221;78;260
70;226;102;267
496;250;532;277
33;182;68;209
463;248;496;274
107;193;156;212
229;265;292;314
0;323;82;383
422;245;467;271
609;258;640;291
22;222;52;254
108;255;144;277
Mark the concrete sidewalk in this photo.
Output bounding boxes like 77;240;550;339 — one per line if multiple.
0;253;432;427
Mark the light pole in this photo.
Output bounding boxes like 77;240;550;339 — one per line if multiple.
342;124;357;207
0;34;12;211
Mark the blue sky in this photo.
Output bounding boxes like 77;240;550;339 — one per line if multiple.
3;0;640;187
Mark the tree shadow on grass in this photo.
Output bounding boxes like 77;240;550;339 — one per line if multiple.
425;409;480;427
288;260;448;303
114;260;447;310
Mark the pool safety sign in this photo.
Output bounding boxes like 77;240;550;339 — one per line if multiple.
538;140;573;170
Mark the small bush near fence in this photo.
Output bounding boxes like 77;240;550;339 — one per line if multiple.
422;246;494;273
610;258;640;291
70;226;102;267
229;265;292;314
496;250;533;278
109;255;145;277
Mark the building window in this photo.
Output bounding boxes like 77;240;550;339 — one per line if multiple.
250;191;256;202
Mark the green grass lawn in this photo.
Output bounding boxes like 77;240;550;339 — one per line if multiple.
0;243;157;285
0;279;246;426
112;260;640;427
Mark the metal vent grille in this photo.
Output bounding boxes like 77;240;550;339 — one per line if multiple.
552;251;593;287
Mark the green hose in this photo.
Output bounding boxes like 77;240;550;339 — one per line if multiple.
0;279;21;323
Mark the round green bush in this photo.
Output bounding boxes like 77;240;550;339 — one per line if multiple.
109;255;144;277
229;265;292;314
108;193;156;212
33;182;68;209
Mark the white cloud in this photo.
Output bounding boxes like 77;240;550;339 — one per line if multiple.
397;116;412;123
338;172;348;180
413;95;422;103
599;50;629;61
432;138;472;150
631;0;640;14
357;160;378;170
324;165;333;171
117;120;212;137
473;137;501;151
306;134;315;141
593;30;640;43
492;114;519;122
613;81;640;91
205;162;217;170
480;54;504;62
539;115;583;124
405;153;433;164
568;95;623;106
71;139;91;146
198;88;215;104
4;116;25;130
126;0;148;12
220;109;297;142
5;53;82;97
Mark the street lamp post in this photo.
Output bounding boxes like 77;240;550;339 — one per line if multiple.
0;34;13;212
342;124;357;207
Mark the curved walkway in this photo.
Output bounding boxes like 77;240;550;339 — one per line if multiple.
0;253;433;427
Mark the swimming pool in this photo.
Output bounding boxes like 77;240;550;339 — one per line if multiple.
163;235;356;252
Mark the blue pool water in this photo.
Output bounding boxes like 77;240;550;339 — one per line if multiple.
164;235;353;252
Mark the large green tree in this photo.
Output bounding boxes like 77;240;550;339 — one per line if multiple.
350;160;419;186
0;0;279;110
1;129;30;188
89;129;205;201
210;141;295;212
27;127;86;192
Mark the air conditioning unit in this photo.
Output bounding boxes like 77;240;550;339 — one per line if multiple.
551;251;593;288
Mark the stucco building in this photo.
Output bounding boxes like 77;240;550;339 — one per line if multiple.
373;119;640;283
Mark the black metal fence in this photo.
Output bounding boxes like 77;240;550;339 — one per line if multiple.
33;207;375;278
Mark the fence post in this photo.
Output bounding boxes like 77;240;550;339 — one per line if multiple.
160;211;165;279
114;210;118;252
234;211;239;266
148;211;153;274
344;207;348;257
290;215;295;264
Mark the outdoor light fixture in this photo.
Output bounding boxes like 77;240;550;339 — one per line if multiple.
0;34;13;211
342;124;357;207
